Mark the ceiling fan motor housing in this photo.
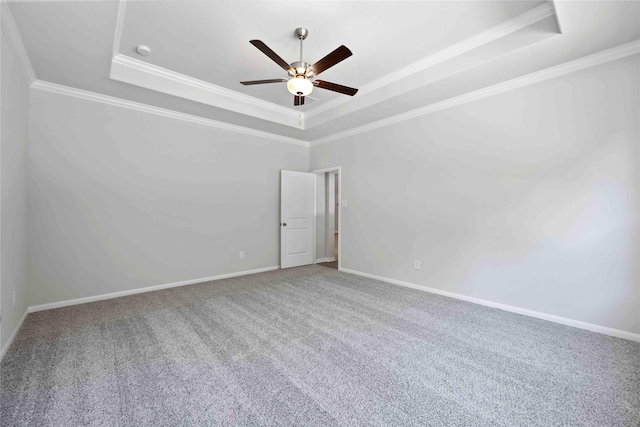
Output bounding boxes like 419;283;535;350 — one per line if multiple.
289;61;314;78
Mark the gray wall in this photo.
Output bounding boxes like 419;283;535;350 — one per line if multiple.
311;55;640;334
1;34;30;350
28;89;308;306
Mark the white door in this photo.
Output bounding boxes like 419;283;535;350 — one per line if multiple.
281;170;315;269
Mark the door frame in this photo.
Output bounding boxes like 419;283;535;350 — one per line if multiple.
310;166;342;270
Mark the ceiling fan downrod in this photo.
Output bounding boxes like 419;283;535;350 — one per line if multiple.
290;27;312;79
296;27;307;61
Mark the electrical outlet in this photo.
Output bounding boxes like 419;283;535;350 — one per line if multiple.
414;260;421;270
239;251;244;259
13;290;16;306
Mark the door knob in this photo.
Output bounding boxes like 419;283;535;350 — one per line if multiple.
282;223;287;226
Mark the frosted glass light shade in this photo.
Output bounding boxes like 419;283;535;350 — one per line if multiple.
287;77;313;96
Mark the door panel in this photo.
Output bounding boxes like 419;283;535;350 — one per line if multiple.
281;170;315;269
286;229;309;255
286;177;310;219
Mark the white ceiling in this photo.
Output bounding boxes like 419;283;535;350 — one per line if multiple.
5;1;640;143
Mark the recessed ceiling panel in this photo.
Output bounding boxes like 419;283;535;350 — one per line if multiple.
118;1;546;106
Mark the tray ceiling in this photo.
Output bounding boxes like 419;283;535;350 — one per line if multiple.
5;1;640;143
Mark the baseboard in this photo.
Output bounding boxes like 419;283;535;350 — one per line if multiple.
1;308;29;361
316;257;336;263
339;267;640;343
28;266;280;313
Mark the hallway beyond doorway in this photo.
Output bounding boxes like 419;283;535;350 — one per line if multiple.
318;233;338;270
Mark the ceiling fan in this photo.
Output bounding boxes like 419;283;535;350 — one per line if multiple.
240;27;358;106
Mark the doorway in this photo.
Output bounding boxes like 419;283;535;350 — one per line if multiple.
312;167;341;270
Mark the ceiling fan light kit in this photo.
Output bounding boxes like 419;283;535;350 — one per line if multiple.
287;77;313;96
240;27;358;107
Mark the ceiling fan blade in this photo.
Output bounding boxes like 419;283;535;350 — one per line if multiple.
311;45;352;76
294;95;305;106
249;40;293;73
313;80;358;96
240;79;288;85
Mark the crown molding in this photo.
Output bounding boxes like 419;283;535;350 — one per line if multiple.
304;2;556;122
111;54;304;129
112;54;298;119
310;40;640;147
27;40;639;150
31;80;310;148
1;1;36;84
111;0;127;59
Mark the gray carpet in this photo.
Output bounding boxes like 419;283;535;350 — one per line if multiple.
1;265;639;426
